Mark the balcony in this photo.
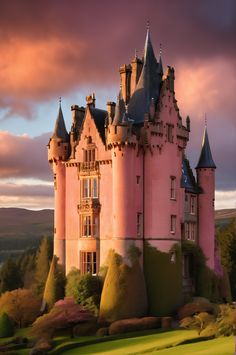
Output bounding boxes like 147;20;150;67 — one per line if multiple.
79;161;99;175
77;198;101;214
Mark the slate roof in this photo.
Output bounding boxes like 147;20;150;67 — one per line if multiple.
89;107;107;144
52;105;69;141
196;127;216;169
128;29;162;124
181;157;200;194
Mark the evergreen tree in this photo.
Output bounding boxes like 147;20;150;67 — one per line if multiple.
0;313;14;338
42;255;65;311
218;219;236;298
0;258;23;294
33;236;51;295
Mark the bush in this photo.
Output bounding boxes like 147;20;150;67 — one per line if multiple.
96;327;109;337
0;289;41;327
100;249;147;323
178;297;215;320
73;319;98;336
109;317;161;335
161;317;172;329
66;269;102;316
0;313;14;338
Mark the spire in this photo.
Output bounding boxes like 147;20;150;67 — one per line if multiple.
52;100;69;141
158;43;163;77
128;28;161;123
112;92;126;126
196;126;216;169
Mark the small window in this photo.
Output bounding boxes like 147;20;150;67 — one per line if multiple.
170;176;176;200
190;196;195;214
82;178;98;199
167;124;174;143
82;215;92;237
185;222;195;241
84;149;95;162
80;251;96;275
137;212;142;237
82;179;90;198
136;176;140;184
171;215;176;234
92;179;98;198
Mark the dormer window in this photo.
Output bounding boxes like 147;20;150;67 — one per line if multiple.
84;148;95;162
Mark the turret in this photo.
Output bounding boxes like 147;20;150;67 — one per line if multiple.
196;126;216;270
48;102;69;266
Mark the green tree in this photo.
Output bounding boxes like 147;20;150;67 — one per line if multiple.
0;312;14;338
0;258;23;294
217;219;236;298
33;236;52;295
66;269;102;315
42;256;65;311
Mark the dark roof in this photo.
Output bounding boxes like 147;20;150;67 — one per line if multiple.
89;107;107;144
52;105;69;141
112;92;126;126
181;158;200;193
128;29;162;124
196;127;216;169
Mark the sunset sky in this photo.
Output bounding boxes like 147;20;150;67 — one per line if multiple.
0;0;235;210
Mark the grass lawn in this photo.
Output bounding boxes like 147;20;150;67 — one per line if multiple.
60;329;197;354
60;330;235;355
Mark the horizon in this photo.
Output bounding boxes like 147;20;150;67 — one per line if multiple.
0;1;235;210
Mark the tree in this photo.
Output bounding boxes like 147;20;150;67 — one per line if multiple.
0;289;41;327
42;256;65;311
30;298;94;341
99;248;147;323
17;250;36;289
218;219;236;298
0;258;23;294
33;236;52;295
0;313;14;338
66;269;102;315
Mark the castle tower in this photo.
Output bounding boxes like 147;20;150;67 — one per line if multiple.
196;126;216;270
48;102;70;266
106;93;143;261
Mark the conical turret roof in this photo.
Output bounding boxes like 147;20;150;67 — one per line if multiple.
52;104;69;141
112;92;126;126
128;29;162;123
196;127;216;169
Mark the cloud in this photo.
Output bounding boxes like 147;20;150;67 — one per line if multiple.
0;131;51;180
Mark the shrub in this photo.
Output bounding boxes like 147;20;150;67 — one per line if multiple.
73;319;98;336
42;255;65;311
96;327;109;337
0;289;41;327
215;304;236;337
109;317;161;335
161;317;172;329
178;297;215;320
66;269;102;316
100;248;147;323
0;313;14;338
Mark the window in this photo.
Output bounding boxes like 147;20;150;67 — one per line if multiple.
137;212;142;237
136;176;140;184
190;195;195;214
170;215;176;234
81;215;98;238
185;222;195;241
80;251;96;275
167;124;174;143
170;176;176;200
84;149;95;162
82;178;98;199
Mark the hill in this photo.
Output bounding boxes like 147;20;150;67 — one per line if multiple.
0;208;53;263
215;208;236;228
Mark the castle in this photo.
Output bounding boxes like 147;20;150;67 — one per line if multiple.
48;30;217;296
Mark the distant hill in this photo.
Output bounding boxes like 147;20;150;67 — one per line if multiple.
215;208;236;228
0;208;54;263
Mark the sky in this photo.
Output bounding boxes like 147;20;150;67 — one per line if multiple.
0;0;235;210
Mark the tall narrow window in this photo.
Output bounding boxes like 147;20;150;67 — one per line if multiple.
190;195;195;214
82;178;98;199
84;149;95;162
137;212;142;237
82;215;92;237
170;176;176;200
82;179;90;198
171;215;176;234
167;124;174;143
80;251;96;275
92;178;98;198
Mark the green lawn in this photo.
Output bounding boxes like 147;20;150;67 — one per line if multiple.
60;330;235;355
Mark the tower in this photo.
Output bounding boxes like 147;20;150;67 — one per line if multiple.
48;102;70;266
196;126;216;269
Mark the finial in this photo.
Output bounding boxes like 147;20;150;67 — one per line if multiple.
146;19;150;31
159;43;162;57
205;113;207;127
59;97;62;106
134;48;138;59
